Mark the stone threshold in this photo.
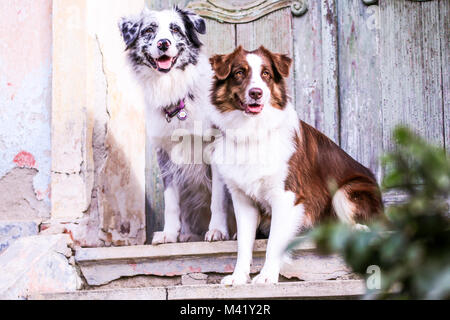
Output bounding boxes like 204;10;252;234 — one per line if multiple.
32;280;366;300
75;238;315;262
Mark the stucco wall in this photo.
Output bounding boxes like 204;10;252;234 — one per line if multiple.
50;0;146;246
0;0;146;246
0;0;52;220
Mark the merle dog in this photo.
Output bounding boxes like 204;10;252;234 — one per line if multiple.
119;6;235;244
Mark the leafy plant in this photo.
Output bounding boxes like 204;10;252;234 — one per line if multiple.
291;127;450;299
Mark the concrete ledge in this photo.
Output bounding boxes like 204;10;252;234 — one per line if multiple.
33;280;365;300
168;280;365;300
75;239;315;262
32;286;167;300
75;239;352;286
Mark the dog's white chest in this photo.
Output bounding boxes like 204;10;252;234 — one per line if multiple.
213;128;296;203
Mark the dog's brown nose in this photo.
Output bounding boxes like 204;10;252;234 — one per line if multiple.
157;39;171;51
249;88;263;100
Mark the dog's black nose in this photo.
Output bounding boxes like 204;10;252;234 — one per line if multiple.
157;39;171;51
249;88;263;100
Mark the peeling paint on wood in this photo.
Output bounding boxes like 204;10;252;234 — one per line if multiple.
320;0;340;143
201;20;236;55
380;0;445;151
136;0;450;240
338;2;382;179
439;0;450;150
293;0;325;135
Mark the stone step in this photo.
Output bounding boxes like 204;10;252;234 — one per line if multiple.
0;234;82;299
75;238;354;288
32;280;366;300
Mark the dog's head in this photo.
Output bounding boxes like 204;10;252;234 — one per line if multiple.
119;6;206;74
210;46;292;116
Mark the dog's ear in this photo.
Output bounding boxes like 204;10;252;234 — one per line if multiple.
175;6;206;48
259;46;292;78
272;53;292;78
118;16;142;50
185;11;206;35
175;6;206;34
210;54;230;80
210;46;244;81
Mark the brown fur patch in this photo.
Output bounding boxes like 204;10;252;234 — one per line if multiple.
285;121;383;225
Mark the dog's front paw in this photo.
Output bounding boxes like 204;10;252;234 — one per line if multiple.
205;229;229;242
221;272;250;286
252;271;279;285
151;231;178;245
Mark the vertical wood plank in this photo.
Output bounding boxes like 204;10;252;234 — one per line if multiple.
380;0;444;152
201;20;236;56
236;8;292;54
320;0;340;144
145;145;164;240
147;0;191;10
292;1;325;138
420;1;445;147
439;0;450;151
236;8;294;100
337;2;382;179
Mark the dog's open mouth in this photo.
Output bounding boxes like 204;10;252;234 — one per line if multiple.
145;53;180;73
156;55;174;70
237;97;264;115
245;103;264;114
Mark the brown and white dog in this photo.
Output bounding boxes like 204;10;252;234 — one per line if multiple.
208;46;383;285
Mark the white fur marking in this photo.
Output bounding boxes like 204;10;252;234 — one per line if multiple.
253;193;304;284
245;54;271;106
221;190;260;286
332;188;355;224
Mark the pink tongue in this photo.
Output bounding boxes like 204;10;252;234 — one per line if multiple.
157;58;172;69
246;105;263;113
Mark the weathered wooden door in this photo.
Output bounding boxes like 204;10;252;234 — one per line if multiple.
145;0;449;240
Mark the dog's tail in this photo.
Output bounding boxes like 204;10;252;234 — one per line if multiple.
331;177;383;230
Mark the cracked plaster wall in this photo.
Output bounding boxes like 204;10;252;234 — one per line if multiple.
1;0;146;247
52;0;146;246
0;0;52;221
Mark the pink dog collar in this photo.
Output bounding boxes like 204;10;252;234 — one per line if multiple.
164;99;187;123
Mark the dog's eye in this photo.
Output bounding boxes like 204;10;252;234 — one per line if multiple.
262;70;271;78
235;70;244;77
142;28;154;35
172;26;180;34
